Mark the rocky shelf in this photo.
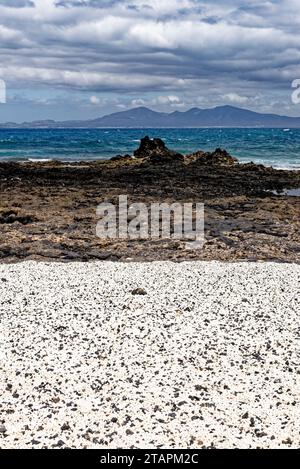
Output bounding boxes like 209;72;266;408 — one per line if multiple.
0;137;299;263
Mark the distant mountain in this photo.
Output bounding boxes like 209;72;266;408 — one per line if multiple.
2;105;300;128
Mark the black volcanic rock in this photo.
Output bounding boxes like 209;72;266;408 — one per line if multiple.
191;148;239;166
110;154;132;162
0;144;300;263
134;136;170;157
134;136;184;163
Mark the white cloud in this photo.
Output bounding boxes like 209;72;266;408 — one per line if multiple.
131;98;146;106
223;93;249;104
156;95;181;104
90;95;100;104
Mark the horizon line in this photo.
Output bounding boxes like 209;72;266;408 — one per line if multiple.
1;104;300;126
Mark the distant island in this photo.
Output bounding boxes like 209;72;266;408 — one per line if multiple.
2;105;300;128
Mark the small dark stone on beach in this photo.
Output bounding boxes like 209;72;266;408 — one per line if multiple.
55;440;65;447
61;423;71;431
0;425;7;434
131;288;147;296
255;430;267;438
195;385;208;392
282;438;293;445
31;439;41;445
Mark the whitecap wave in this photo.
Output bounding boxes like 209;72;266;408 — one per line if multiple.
28;158;53;163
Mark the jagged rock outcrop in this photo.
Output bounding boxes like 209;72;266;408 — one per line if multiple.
190;148;239;166
134;136;184;163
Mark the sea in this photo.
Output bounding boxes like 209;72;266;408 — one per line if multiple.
0;128;300;169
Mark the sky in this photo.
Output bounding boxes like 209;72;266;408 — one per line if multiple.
0;0;300;122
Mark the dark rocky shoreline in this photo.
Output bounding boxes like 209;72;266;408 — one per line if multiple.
0;137;299;263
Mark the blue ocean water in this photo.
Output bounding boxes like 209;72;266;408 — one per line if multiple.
0;128;300;169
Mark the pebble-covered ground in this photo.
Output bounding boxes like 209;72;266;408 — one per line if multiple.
1;261;300;449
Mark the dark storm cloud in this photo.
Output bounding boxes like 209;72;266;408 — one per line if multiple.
0;0;34;7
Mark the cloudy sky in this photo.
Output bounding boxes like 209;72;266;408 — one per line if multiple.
0;0;300;121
